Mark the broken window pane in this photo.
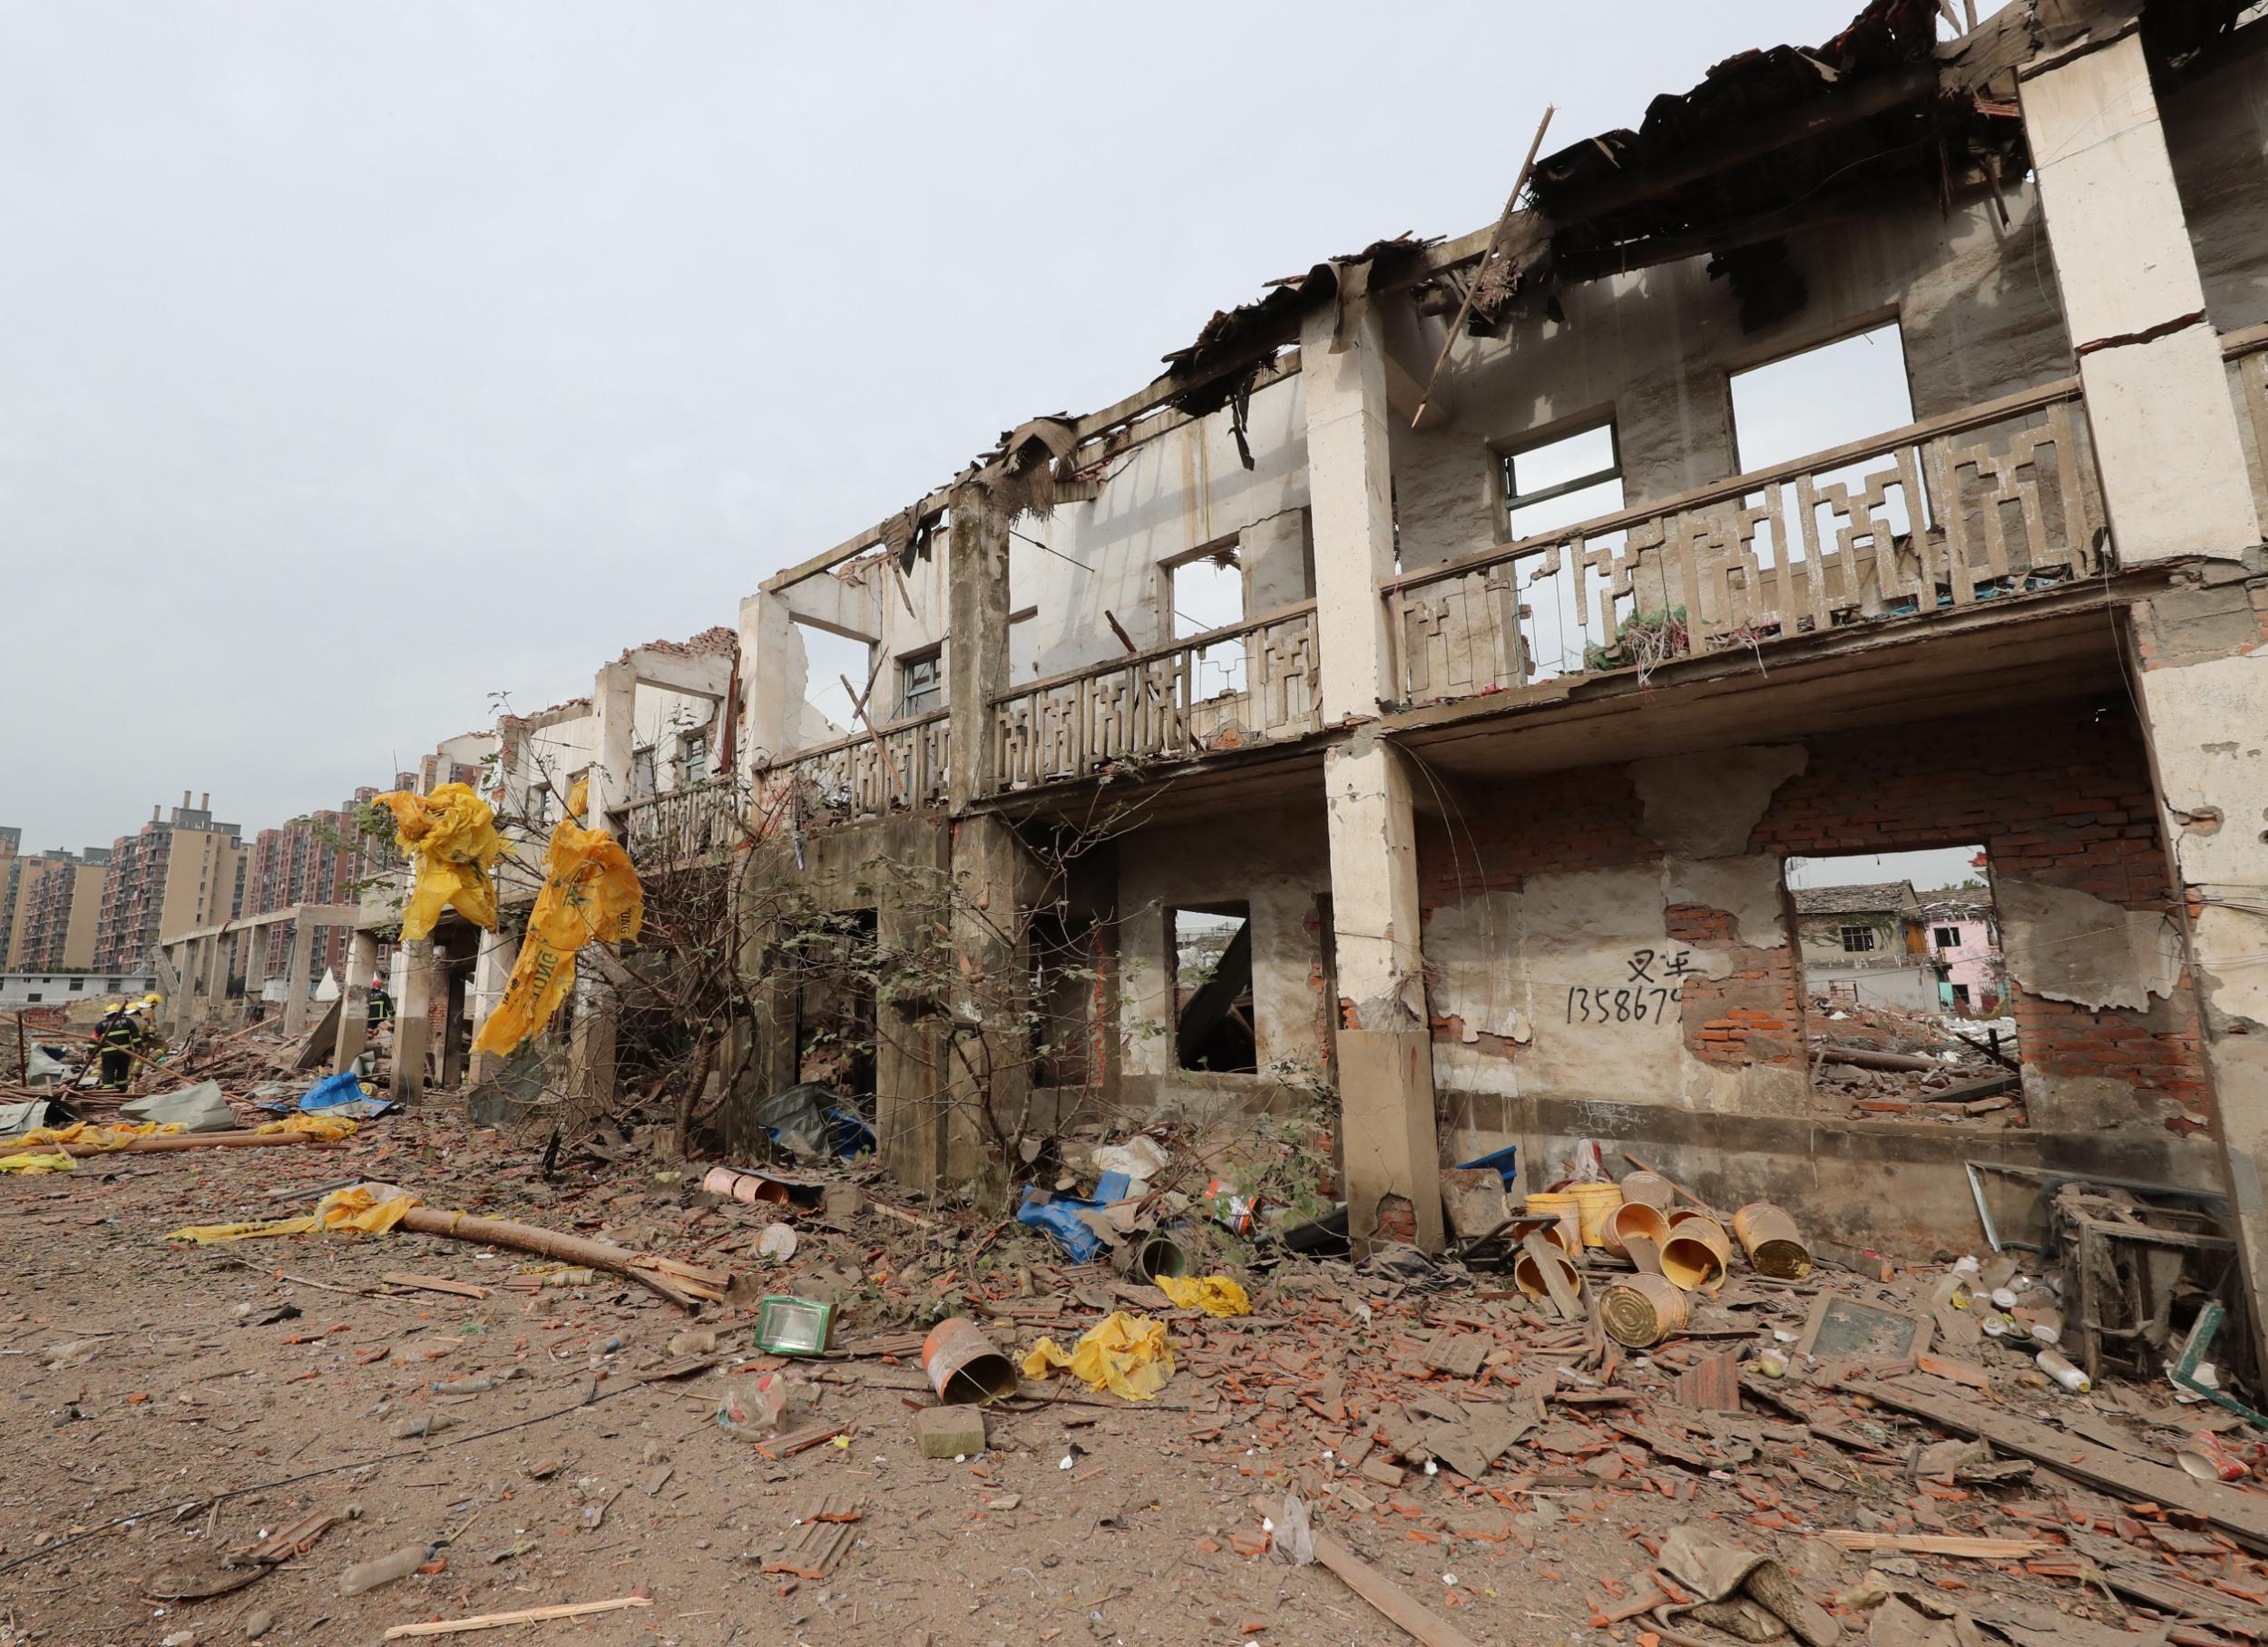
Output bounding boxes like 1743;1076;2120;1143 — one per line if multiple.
796;622;876;738
1502;421;1629;683
898;647;943;719
1171;905;1256;1073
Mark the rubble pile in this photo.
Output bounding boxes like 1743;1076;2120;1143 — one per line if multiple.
1807;995;2026;1126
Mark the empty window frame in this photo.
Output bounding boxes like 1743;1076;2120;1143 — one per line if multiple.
1727;322;1919;583
1166;545;1246;699
1170;904;1256;1073
795;622;878;734
1499;420;1632;683
631;747;658;800
1839;925;1878;954
678;730;709;783
898;647;944;718
1933;925;1961;950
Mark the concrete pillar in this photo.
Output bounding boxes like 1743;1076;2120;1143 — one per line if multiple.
391;936;432;1104
200;931;228;1024
245;925;269;1018
942;815;1030;1195
336;929;376;1075
738;590;802;773
1324;731;1444;1254
1299;293;1399;723
945;484;1011;812
588;661;637;828
2019;26;2262;567
2024;22;2268;1384
281;910;314;1036
569;969;618;1116
438;932;469;1088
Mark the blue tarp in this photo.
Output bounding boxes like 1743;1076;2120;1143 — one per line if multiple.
1015;1171;1133;1264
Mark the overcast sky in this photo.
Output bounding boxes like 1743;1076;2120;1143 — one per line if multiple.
2;0;1857;854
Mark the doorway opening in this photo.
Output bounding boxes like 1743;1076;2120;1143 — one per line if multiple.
1170;904;1256;1073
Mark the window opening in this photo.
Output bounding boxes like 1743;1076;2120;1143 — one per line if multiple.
678;730;709;783
796;907;878;1103
1029;909;1097;1088
897;647;944;720
1171;904;1256;1073
1786;844;2017;1123
1501;421;1629;684
1729;323;1918;593
1168;546;1246;700
793;620;877;738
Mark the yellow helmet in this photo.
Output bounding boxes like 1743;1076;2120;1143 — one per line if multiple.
125;1002;148;1016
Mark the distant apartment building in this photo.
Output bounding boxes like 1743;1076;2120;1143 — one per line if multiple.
93;793;244;974
3;848;112;971
240;789;383;988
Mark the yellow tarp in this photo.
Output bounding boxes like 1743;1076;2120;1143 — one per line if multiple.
1155;1273;1251;1318
166;1182;422;1245
1022;1310;1175;1402
372;782;505;939
473;779;642;1060
3;1121;182;1152
254;1113;359;1141
0;1152;75;1174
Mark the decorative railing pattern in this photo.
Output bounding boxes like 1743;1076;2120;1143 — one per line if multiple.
990;603;1322;791
1385;381;2107;705
775;712;952;830
620;779;746;868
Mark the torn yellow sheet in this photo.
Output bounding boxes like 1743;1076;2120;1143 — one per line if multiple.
473;779;642;1060
3;1121;183;1152
0;1152;75;1174
1155;1273;1251;1318
166;1181;422;1244
372;782;504;939
1022;1310;1174;1402
254;1113;359;1141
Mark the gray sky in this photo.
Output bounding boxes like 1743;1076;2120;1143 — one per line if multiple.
2;0;1845;854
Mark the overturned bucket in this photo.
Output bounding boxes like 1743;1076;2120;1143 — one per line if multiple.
1523;1191;1582;1256
1513;1240;1585;1306
1112;1228;1192;1282
1567;1181;1626;1249
1601;1199;1671;1261
1660;1212;1731;1291
1598;1273;1691;1348
1732;1201;1812;1279
1619;1171;1675;1211
921;1317;1019;1406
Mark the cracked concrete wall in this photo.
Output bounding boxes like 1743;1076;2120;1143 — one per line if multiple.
1998;875;2185;1012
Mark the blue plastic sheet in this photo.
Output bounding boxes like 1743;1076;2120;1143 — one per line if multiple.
1015;1172;1135;1265
298;1071;396;1122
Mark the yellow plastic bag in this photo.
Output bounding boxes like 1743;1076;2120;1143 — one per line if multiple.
372;782;505;939
254;1113;359;1141
1156;1273;1252;1319
474;779;642;1060
5;1121;183;1152
1022;1311;1174;1402
0;1152;75;1174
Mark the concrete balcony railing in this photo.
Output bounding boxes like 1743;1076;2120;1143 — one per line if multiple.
1383;377;2109;709
619;779;748;870
990;600;1321;793
769;711;952;831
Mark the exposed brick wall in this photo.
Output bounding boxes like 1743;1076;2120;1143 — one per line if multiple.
1415;695;2208;1124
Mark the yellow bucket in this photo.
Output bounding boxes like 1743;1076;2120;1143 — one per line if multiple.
1514;1240;1584;1306
1567;1181;1626;1249
1619;1171;1675;1211
1732;1201;1812;1279
1598;1272;1691;1348
1602;1199;1671;1261
1660;1213;1731;1291
1523;1191;1582;1256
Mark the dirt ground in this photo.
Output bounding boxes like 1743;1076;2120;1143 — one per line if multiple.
3;1102;2263;1647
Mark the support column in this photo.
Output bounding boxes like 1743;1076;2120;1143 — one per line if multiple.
200;931;228;1025
245;925;269;1020
336;929;376;1075
439;936;468;1088
1324;733;1444;1254
737;589;801;774
2019;25;2261;567
2024;28;2268;1372
1303;278;1443;1253
943;815;1031;1196
391;936;432;1104
281;910;313;1036
1300;292;1400;724
588;661;637;828
945;483;1011;811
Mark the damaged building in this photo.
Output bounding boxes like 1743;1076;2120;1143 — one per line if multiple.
709;0;2268;1365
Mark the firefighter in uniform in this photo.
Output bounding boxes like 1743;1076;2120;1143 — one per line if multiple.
90;1003;144;1092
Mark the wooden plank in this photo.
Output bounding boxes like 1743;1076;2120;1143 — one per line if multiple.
380;1272;490;1301
1520;1230;1582;1322
1848;1377;2268;1553
1310;1530;1484;1647
1823;1532;2043;1559
382;1595;652;1639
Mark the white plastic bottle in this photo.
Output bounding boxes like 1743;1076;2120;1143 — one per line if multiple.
2037;1348;2090;1393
